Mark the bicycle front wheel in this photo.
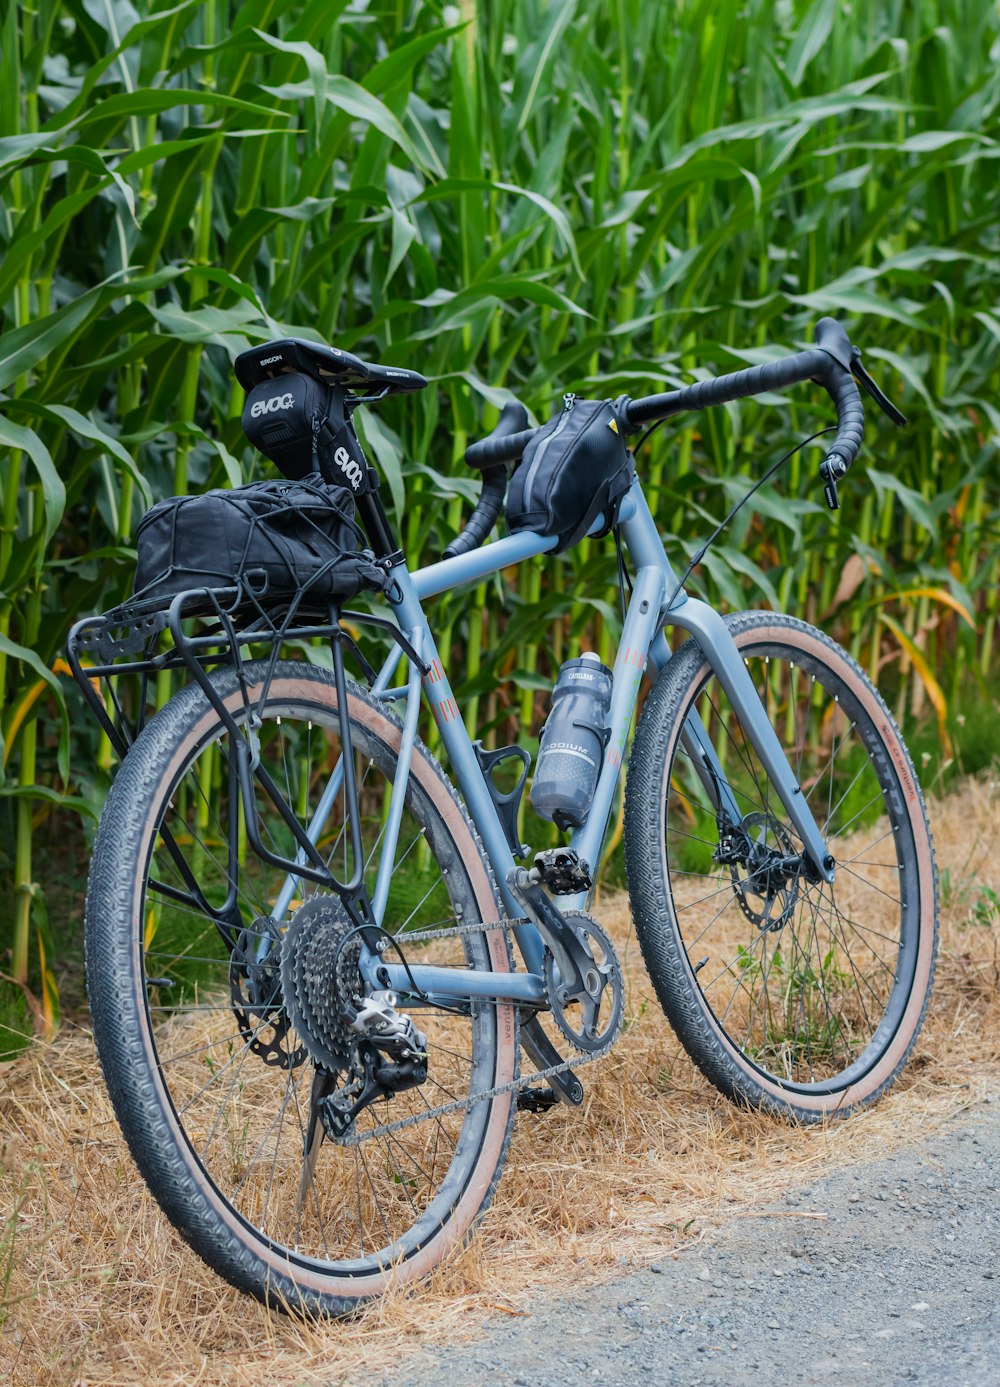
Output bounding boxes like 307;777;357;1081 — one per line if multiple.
85;661;517;1316
625;611;937;1121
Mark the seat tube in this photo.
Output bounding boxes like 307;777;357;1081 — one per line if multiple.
388;562;546;974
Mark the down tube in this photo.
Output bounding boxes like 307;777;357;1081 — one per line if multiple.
388;563;544;972
558;562;666;912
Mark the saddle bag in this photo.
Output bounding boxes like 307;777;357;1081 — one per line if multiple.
505;396;634;552
240;373;371;495
132;478;385;611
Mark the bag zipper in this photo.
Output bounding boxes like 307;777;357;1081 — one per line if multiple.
520;392;576;512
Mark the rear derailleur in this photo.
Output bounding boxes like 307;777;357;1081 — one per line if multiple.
317;991;428;1142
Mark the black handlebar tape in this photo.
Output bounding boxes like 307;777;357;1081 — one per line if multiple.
464;424;537;469
812;316;853;371
446;402;533;558
622;348;835;429
822;367;865;470
443;467;507;559
464;400;534;469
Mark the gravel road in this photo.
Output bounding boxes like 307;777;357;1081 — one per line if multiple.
386;1100;999;1387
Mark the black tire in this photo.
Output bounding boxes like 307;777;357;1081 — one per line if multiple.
624;611;937;1121
85;662;517;1316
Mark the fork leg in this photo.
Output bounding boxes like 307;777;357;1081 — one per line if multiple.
667;599;835;884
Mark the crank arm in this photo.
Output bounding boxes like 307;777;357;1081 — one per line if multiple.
505;867;595;999
519;1016;584;1106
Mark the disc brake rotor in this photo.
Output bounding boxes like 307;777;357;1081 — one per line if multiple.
229;922;306;1069
730;812;801;932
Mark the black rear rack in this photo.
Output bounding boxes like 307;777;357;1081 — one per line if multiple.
67;578;426;943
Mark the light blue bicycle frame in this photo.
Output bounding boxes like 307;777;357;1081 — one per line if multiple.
275;474;835;1011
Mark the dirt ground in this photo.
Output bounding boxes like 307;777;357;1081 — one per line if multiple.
1;774;998;1387
393;1098;1000;1387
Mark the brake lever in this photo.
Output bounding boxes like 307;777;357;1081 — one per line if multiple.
850;347;907;427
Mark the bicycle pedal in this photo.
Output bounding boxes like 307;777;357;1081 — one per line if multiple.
516;1087;561;1114
531;847;593;894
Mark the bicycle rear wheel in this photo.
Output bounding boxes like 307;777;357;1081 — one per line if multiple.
85;661;517;1316
625;611;937;1120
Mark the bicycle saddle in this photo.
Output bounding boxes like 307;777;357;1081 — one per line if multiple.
235;337;428;395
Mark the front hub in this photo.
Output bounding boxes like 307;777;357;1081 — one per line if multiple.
723;812;803;933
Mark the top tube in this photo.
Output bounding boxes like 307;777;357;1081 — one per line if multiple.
410;492;639;601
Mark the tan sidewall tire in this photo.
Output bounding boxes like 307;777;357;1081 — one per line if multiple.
625;612;938;1121
87;665;516;1313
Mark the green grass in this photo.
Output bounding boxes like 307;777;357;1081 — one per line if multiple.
0;982;32;1062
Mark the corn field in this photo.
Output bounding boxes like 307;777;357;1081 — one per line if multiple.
0;0;998;1029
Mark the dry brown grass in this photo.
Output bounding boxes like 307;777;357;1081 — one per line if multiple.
2;775;998;1387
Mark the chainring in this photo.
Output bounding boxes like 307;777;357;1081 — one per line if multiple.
279;896;364;1072
229;922;306;1070
543;911;624;1056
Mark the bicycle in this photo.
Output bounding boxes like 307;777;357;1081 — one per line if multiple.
69;316;937;1316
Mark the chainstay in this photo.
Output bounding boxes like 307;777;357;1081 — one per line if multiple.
338;914;601;1148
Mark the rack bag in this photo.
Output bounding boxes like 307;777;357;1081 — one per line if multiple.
505;396;634;552
132;478;385;611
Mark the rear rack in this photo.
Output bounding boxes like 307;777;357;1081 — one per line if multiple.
67;577;426;940
67;577;423;761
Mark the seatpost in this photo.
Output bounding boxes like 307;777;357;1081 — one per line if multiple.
357;481;401;561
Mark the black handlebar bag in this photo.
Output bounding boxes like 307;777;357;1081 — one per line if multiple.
132;478;385;612
505;397;634;552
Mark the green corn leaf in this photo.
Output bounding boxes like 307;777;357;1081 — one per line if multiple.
0;268;186;392
253;30;329;124
785;0;837;86
787;287;928;332
42;405;153;509
77;87;292;124
0;131;60;175
867;469;940;534
0;633;67;713
356;410;405;516
262;76;438;174
0;416;65;549
363;23;463;96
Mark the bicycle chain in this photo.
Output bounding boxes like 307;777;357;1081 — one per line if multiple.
335;914;604;1148
389;913;527;944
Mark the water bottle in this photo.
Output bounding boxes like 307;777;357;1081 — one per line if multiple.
530;653;613;831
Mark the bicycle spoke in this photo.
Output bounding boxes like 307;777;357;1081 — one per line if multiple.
129;676;511;1283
